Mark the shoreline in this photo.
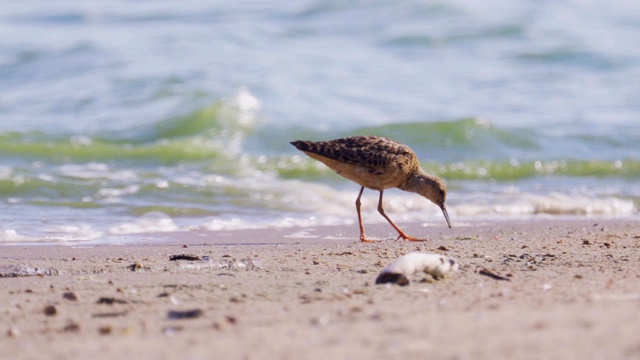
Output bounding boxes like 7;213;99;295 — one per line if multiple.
7;216;639;247
3;219;640;359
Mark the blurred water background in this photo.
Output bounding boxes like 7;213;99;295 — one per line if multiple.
1;0;638;244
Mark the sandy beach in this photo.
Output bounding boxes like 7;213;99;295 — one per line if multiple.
2;219;639;360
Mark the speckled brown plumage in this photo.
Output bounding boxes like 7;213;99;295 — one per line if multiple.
291;136;418;190
291;136;451;242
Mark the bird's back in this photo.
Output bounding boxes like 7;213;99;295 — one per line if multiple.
290;136;419;190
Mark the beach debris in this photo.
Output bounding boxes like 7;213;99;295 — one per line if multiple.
377;272;410;286
229;295;245;303
171;257;261;272
62;291;78;301
92;311;128;318
98;325;112;335
169;254;202;261
44;305;57;316
0;265;59;278
7;326;20;337
212;317;237;331
63;321;80;333
501;253;557;271
216;258;262;271
97;297;127;305
170;295;180;305
478;267;511;281
167;309;203;320
375;252;459;286
163;325;184;336
127;263;142;271
126;262;151;272
310;314;330;326
334;251;354;256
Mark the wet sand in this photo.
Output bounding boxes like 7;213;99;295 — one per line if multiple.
2;219;639;360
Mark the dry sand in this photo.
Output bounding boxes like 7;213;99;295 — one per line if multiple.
2;219;639;360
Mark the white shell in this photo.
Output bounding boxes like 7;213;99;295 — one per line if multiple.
377;252;459;285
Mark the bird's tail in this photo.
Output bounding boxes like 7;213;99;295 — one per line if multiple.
290;140;318;152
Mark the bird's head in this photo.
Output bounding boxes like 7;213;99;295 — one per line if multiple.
404;170;451;228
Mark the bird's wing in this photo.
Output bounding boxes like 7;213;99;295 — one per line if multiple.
291;136;415;168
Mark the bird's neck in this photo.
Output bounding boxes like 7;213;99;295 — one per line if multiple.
398;168;439;193
399;168;432;193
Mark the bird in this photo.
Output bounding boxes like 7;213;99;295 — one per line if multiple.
290;135;451;242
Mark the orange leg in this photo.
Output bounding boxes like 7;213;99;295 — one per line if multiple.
376;190;425;242
355;187;376;242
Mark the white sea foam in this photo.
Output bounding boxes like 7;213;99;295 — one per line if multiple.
58;163;139;181
454;193;636;217
108;212;179;235
44;224;104;243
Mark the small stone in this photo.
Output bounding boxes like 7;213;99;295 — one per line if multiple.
127;263;142;271
167;309;203;320
64;321;80;332
169;254;201;261
44;305;57;316
96;297;127;305
162;325;184;336
7;327;20;337
63;292;78;301
375;272;409;286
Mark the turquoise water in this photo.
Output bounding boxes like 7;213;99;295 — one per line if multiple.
1;1;639;244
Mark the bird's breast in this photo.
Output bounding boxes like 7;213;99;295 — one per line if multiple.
304;151;405;190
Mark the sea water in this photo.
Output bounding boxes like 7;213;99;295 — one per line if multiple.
1;1;638;244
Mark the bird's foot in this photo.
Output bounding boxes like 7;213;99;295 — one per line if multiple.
360;235;379;243
396;234;426;242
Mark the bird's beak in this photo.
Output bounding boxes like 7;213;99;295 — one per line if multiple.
441;206;452;229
